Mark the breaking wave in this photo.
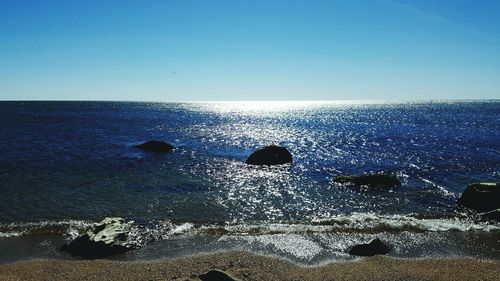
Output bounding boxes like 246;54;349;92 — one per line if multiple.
1;213;498;239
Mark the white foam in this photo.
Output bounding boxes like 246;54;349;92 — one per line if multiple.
312;213;500;232
208;213;500;234
2;213;498;241
169;223;195;235
220;234;323;260
0;231;23;238
0;220;92;237
418;177;456;197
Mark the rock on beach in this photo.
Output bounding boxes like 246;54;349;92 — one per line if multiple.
349;238;391;256
199;269;242;281
59;217;137;259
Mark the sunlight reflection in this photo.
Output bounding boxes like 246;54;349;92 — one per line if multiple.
186;100;368;114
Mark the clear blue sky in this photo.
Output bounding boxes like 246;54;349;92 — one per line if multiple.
1;0;499;101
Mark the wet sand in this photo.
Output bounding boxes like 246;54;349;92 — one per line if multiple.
1;251;499;281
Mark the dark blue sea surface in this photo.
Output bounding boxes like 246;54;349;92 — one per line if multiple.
0;101;499;263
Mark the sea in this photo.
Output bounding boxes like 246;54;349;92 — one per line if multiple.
0;100;499;264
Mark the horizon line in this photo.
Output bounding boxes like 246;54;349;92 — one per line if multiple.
1;98;498;103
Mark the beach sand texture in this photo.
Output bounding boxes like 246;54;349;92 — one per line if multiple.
1;251;499;281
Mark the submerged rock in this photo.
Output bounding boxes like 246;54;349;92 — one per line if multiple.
458;183;499;212
349;238;391;256
59;217;136;259
333;174;401;188
134;140;174;153
245;145;292;165
199;270;241;281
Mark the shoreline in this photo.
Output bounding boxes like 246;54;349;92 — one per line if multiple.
1;251;499;281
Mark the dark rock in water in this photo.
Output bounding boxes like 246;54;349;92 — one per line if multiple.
134;140;174;153
59;217;135;259
245;145;292;165
199;270;241;281
333;174;401;188
458;183;499;212
480;209;500;222
349;238;391;256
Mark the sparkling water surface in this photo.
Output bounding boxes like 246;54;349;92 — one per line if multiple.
0;101;498;263
1;101;497;222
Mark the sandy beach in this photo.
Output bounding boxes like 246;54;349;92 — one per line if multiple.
1;251;499;281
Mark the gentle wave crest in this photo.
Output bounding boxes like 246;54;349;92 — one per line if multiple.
1;214;498;239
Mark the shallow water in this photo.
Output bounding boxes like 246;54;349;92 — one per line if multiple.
0;100;498;263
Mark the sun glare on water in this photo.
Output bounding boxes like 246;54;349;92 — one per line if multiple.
187;100;365;114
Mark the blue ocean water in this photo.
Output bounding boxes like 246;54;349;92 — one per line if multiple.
0;101;499;263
